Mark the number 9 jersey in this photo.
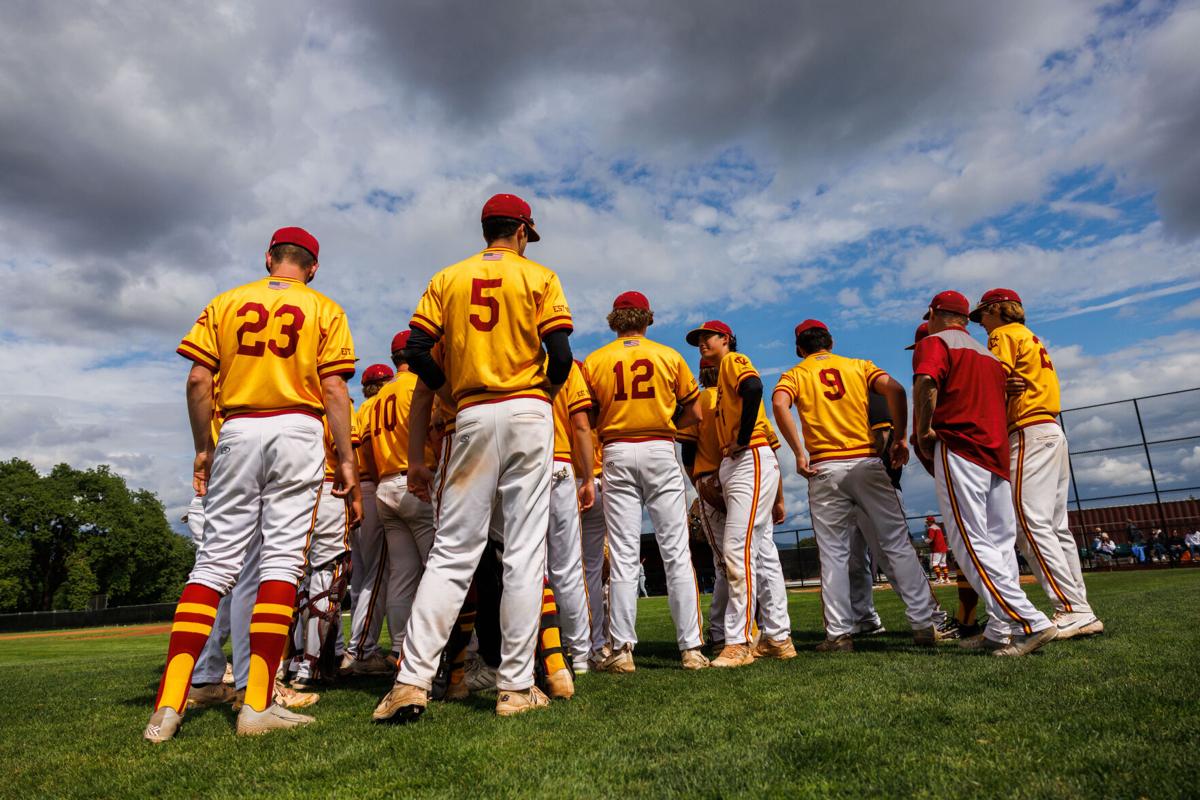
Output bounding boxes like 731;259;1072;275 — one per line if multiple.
773;353;884;464
582;335;700;443
177;275;356;418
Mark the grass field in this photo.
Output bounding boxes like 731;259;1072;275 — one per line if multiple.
1;570;1197;799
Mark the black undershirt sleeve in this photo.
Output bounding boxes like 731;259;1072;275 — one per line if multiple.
736;376;764;447
406;326;445;391
543;329;573;386
681;440;697;474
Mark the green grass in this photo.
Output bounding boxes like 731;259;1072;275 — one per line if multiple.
1;571;1197;799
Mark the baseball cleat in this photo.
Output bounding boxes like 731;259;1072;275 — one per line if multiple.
351;653;394;676
815;635;854;653
711;644;754;668
274;680;320;709
753;637;798;660
934;618;962;641
372;683;428;724
443;676;470;702
912;626;953;647
546;667;575;699
993;625;1057;657
495;686;550;717
236;703;314;736
337;653;356;677
681;647;711;670
1052;611;1105;639
143;707;183;743
465;659;498;691
186;682;238;709
850;620;886;636
596;646;635;674
957;633;1008;652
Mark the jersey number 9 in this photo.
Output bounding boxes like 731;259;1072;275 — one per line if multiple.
236;302;305;358
819;368;846;401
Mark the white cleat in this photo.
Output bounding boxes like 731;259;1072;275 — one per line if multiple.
236;703;314;736
1053;611;1104;640
143;707;183;743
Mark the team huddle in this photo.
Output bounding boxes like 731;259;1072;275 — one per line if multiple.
144;193;1103;742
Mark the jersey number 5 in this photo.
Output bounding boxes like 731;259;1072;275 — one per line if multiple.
819;368;845;400
470;278;502;332
236;302;305;358
613;359;656;401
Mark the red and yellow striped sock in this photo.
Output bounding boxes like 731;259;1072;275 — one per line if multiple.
154;583;221;712
245;580;297;712
538;580;568;675
954;570;979;627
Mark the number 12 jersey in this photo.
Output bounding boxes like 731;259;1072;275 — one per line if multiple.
583;335;700;444
773;352;884;464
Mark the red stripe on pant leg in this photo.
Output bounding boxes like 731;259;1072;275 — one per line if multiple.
742;450;761;643
154;583;221;711
245;580;298;712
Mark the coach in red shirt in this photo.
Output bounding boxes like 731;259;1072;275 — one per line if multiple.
912;291;1055;657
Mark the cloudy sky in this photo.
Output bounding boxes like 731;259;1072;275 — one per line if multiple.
3;0;1199;535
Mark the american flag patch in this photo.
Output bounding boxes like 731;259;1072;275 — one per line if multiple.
268;280;291;290
623;339;640;347
482;252;502;261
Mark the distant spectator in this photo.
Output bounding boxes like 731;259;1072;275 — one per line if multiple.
1093;532;1116;568
1150;529;1167;562
1167;532;1184;563
1185;529;1200;560
1128;525;1147;563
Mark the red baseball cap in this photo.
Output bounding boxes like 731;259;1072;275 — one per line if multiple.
269;226;319;260
794;319;828;338
904;322;930;350
391;330;411;355
361;364;394;384
613;291;650;311
969;288;1023;322
686;320;733;346
922;290;970;320
481;193;540;242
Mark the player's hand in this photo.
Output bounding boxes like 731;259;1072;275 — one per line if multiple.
910;433;936;477
797;456;819;479
408;462;435;504
888;437;910;470
772;495;786;525
577;479;595;512
1005;375;1027;399
192;449;213;496
332;461;363;527
915;428;938;460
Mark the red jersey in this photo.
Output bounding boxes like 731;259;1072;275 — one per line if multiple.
927;524;948;553
912;326;1010;480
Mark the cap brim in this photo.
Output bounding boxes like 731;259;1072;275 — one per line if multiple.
922;309;932;320
904;343;917;351
968;306;984;323
685;328;710;346
525;222;540;243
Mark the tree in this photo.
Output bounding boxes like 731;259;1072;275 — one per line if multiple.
0;459;194;612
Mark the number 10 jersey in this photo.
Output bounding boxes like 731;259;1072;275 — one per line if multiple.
178;276;356;419
773;352;885;464
583;335;700;444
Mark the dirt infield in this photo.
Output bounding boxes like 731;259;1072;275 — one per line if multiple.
0;623;172;642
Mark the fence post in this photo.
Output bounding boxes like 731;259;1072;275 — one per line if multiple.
1133;398;1170;536
1060;412;1086;550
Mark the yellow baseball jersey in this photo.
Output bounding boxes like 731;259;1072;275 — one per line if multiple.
677;387;722;477
553;362;593;461
178;276;355;419
773;352;884;463
987;322;1061;432
355;395;378;480
583;336;700;443
322;401;361;479
713;352;771;451
362;371;435;478
409;246;572;410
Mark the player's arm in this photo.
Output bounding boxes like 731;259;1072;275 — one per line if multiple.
680;440;698;480
406;326;453;406
871;373;910;470
732;376;763;454
570;408;595;511
322;375;363;526
772;474;786;525
185;363;216;496
911;374;939;464
407;381;436;503
771;389;816;478
675;395;702;429
543;330;573;398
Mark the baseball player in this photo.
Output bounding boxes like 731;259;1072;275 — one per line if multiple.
359;331;439;661
577;425;609;665
373;193;572;723
912;290;1055;656
679;354;793;657
341;364;394;675
545;360;596;672
146;226;358;741
926;516;950;583
971;288;1102;638
685;320;784;667
772;319;939;651
584;292;708;672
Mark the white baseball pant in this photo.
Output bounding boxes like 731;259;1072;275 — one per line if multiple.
577;476;608;659
601;440;704;651
547;461;592;670
193;529;263;689
934;441;1052;640
1011;424;1093;616
930;552;948;568
376;472;436;655
717;446;783;645
189;413;324;591
291;481;351;679
347;478;388;660
807;457;936;637
848;517;885;630
396;397;552;692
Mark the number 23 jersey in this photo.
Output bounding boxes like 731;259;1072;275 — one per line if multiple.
583;335;700;443
178;276;355;418
773;352;884;464
409;246;572;410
